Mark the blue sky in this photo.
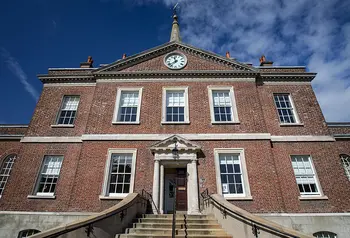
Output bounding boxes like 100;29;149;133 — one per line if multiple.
1;0;350;124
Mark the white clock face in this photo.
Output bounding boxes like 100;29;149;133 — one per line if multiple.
164;53;187;69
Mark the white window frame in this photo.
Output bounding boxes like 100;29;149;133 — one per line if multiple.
55;95;80;126
161;86;190;124
273;93;301;125
340;154;350;181
34;155;64;197
290;155;324;198
208;86;239;124
112;87;143;124
214;148;252;199
100;149;137;199
0;154;17;198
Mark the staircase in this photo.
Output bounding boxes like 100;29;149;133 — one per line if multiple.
116;214;232;238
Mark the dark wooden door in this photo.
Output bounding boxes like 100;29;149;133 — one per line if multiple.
176;168;187;211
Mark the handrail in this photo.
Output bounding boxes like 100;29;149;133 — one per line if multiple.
171;179;177;238
142;189;160;214
30;193;147;238
200;189;313;238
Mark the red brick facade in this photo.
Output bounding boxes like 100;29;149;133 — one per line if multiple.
1;46;350;215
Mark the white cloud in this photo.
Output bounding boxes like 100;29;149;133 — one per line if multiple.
0;48;39;101
135;0;350;122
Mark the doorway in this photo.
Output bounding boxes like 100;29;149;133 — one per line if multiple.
164;168;187;213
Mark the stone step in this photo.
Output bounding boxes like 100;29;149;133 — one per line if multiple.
134;223;222;229
143;214;214;219
117;235;232;238
135;218;218;224
126;228;228;236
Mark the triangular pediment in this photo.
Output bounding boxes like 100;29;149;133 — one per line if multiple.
150;135;201;152
94;42;257;74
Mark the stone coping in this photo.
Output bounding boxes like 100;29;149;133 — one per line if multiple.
210;194;314;238
30;193;140;238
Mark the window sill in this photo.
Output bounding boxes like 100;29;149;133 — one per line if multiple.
224;195;253;201
51;124;75;128
280;123;304;127
112;122;140;125
27;195;56;199
99;195;127;200
211;121;240;125
161;121;190;125
299;195;328;201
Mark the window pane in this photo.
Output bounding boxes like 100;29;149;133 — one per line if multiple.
219;153;244;195
291;155;320;195
108;153;133;195
57;96;80;125
212;91;233;122
36;156;63;194
274;94;296;124
166;91;186;122
0;155;16;196
313;231;337;238
18;229;41;238
118;91;139;122
340;154;350;181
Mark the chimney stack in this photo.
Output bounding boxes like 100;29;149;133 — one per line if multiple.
226;51;231;58
122;54;127;59
80;56;94;68
259;55;273;66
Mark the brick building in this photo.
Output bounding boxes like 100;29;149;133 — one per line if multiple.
0;13;350;238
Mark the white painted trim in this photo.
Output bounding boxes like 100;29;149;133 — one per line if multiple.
0;211;97;215
299;196;328;200
161;86;190;124
0;125;28;128
112;87;143;124
101;148;137;197
271;135;335;142
44;83;96;87
207;86;239;124
20;134;336;142
27;195;56;199
48;68;97;70
263;82;311;85
21;137;82;143
97;78;256;83
258;213;350;217
82;133;271;141
51;124;75;128
258;66;306;68
214;148;252;199
99;195;126;200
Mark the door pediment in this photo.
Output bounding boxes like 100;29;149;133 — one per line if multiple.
150;135;201;153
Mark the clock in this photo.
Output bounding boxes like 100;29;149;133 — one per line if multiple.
164;52;187;70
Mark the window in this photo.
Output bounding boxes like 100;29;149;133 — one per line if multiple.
18;229;40;237
313;231;337;238
35;156;63;196
208;86;239;123
291;155;321;196
101;149;137;198
340;154;350;180
56;96;80;125
273;94;299;124
214;149;251;198
113;88;143;124
162;87;189;124
0;154;16;197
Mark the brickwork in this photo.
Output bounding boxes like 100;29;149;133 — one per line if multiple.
259;67;306;73
26;86;95;137
328;126;350;135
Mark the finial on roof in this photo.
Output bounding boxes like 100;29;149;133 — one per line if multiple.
170;3;181;42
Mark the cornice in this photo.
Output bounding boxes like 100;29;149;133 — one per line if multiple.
37;75;95;83
259;73;317;82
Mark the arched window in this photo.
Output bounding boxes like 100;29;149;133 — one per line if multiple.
0;154;17;197
340;154;350;180
313;231;337;238
18;229;40;237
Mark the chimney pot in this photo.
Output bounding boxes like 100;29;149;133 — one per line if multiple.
259;55;273;66
122;54;127;59
80;56;93;68
226;51;230;58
